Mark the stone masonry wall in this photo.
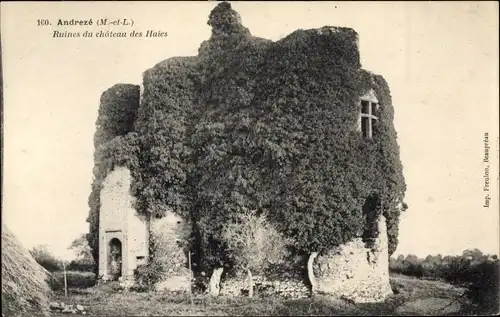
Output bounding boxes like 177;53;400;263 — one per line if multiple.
217;216;392;302
99;166;148;279
126;209;148;275
220;256;311;298
98;166;192;290
220;275;310;299
312;215;393;303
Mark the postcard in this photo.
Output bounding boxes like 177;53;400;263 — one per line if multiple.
1;1;498;316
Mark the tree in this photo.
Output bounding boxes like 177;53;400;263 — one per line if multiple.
29;245;63;272
67;234;95;272
221;209;289;297
69;234;93;261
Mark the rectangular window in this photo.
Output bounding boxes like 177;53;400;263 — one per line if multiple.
359;99;378;139
136;256;146;265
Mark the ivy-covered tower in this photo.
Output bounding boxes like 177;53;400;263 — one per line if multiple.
87;2;406;300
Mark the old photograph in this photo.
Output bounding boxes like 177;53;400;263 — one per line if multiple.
1;1;499;316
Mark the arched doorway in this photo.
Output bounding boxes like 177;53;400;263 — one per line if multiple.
108;238;122;279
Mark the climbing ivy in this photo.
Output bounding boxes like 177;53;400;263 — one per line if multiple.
190;4;407;265
87;2;407;275
86;84;141;267
132;56;200;220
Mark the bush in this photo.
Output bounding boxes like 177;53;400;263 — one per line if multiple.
221;209;290;297
390;250;500;315
133;259;166;292
464;260;500;315
49;271;97;291
66;259;96;273
133;264;152;292
29;245;63;272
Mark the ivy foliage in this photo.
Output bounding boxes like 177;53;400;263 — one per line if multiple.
93;84;140;148
87;2;407;272
190;3;407;264
87;84;141;265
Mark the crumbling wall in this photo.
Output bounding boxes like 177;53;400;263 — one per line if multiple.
219;254;311;298
312;215;393;303
220;275;309;299
150;211;192;292
217;215;393;302
219;269;310;299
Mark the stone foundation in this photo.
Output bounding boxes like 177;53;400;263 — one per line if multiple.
219;257;311;298
220;275;310;299
156;275;191;293
312;215;393;303
217;216;392;302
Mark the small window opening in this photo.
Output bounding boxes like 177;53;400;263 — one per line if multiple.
136;256;146;266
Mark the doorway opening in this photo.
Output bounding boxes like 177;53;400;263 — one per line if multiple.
108;238;122;280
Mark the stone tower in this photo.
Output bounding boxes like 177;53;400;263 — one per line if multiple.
88;2;406;300
98;166;149;280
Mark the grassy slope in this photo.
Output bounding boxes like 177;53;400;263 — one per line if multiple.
2;224;53;317
50;275;469;316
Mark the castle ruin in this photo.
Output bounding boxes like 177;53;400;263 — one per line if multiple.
90;2;406;303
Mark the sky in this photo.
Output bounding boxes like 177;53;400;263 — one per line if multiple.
2;1;499;260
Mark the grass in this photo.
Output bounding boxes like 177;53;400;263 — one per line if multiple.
2;224;53;317
47;274;475;316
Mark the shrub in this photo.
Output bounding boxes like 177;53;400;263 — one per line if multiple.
132;265;151;292
464;260;500;315
29;245;63;272
133;260;165;292
66;259;96;273
132;232;176;292
221;209;290;297
49;271;97;291
390;250;500;315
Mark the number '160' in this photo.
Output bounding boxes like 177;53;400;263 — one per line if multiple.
37;19;50;26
